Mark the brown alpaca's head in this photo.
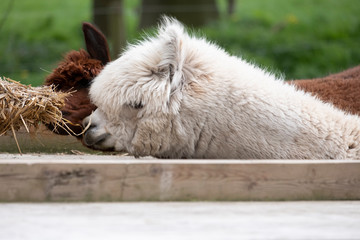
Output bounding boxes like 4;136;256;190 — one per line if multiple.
44;23;110;137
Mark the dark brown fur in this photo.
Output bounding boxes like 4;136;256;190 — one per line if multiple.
45;50;103;91
44;23;110;137
44;50;102;135
288;65;360;115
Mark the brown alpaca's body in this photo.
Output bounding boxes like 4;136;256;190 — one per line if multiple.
288;66;360;115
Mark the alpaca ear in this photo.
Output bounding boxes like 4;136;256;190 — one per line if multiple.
82;22;111;65
158;19;186;90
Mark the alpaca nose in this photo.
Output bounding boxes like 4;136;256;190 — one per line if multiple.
83;130;110;147
82;116;109;147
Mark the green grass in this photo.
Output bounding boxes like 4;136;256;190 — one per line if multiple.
0;0;359;86
0;0;91;86
206;0;360;79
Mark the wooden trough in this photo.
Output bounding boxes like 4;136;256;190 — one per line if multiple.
0;154;359;202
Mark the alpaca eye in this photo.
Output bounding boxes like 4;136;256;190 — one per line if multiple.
129;102;144;109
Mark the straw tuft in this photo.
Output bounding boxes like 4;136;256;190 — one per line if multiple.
0;77;70;152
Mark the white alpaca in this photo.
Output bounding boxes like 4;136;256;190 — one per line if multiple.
83;17;360;159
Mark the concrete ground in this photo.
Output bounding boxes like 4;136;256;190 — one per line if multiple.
0;201;359;240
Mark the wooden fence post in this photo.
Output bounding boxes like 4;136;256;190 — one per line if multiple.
140;0;219;29
93;0;126;58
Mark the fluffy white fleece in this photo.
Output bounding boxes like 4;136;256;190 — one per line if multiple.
83;17;360;159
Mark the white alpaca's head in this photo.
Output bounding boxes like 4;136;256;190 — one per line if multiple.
83;17;215;155
90;18;187;116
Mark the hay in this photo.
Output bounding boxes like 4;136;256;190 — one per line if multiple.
0;77;70;152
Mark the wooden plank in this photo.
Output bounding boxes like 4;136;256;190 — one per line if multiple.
0;154;359;201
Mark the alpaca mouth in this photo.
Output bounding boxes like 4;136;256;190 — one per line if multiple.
83;131;110;147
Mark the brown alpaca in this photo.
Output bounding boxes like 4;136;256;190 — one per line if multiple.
44;23;110;136
45;23;360;139
288;65;360;115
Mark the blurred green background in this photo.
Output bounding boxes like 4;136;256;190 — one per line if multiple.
0;0;359;87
